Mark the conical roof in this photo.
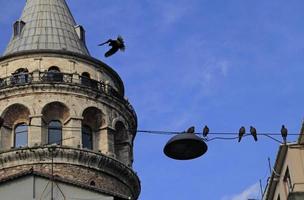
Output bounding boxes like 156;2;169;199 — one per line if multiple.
3;0;90;56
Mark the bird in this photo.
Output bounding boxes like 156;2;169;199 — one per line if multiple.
281;125;288;144
186;126;195;133
238;126;246;142
250;126;258;141
98;36;125;57
203;125;209;137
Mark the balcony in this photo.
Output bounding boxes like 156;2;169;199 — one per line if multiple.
0;71;136;116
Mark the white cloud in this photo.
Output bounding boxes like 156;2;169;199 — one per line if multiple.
221;183;260;200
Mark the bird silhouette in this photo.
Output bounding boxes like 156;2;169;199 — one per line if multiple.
250;126;258;141
281;125;288;144
98;36;125;57
238;126;245;142
186;126;195;133
203;125;209;137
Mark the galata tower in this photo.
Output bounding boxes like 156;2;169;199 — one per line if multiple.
0;0;140;199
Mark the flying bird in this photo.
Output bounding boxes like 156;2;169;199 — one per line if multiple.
186;126;195;133
203;125;209;137
281;125;288;144
238;126;245;142
98;36;125;57
250;126;258;141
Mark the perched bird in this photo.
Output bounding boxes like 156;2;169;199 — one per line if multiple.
186;126;195;133
203;125;209;137
250;126;258;141
238;126;246;142
281;125;288;144
98;36;125;57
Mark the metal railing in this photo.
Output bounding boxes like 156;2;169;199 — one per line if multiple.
0;72;33;87
0;71;137;117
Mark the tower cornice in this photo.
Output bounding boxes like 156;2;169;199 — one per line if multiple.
0;146;141;199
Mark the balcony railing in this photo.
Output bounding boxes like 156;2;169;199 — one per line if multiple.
0;71;136;117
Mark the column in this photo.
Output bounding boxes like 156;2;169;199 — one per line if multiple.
96;126;115;157
29;115;43;147
63;116;82;148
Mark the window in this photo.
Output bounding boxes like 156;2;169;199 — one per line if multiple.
81;72;91;87
75;25;86;42
14;123;28;147
82;125;93;149
11;68;29;85
13;20;25;37
284;167;292;192
48;120;62;145
45;66;63;82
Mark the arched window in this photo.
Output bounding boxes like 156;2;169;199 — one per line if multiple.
82;125;93;149
48;120;62;145
81;72;91;87
14;123;28;147
48;66;60;72
11;68;29;85
45;66;63;82
13;20;25;37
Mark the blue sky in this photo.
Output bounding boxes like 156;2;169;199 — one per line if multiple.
1;0;304;199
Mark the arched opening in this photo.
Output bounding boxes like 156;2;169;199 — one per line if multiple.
13;20;25;37
44;66;63;82
82;107;104;151
48;66;60;72
14;123;28;147
1;104;30;150
11;68;29;85
48;120;62;145
82;125;93;149
42;102;70;145
81;72;91;87
82;107;103;131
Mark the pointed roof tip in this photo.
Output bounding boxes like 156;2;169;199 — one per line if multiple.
3;0;90;56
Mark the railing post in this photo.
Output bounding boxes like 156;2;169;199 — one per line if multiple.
72;73;80;84
105;81;110;94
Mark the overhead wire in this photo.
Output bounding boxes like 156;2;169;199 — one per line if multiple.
4;123;298;144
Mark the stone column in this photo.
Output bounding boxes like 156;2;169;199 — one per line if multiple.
29;115;43;147
63;116;82;148
31;70;40;82
1;126;12;150
96;126;115;157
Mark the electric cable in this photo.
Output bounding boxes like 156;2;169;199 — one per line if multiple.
5;123;301;143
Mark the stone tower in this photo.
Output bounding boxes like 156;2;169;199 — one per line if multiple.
0;0;140;199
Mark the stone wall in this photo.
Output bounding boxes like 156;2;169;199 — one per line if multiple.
0;146;140;199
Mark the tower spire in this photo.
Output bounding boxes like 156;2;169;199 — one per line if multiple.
4;0;90;56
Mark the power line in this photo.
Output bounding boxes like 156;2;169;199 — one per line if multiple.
5;123;300;143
